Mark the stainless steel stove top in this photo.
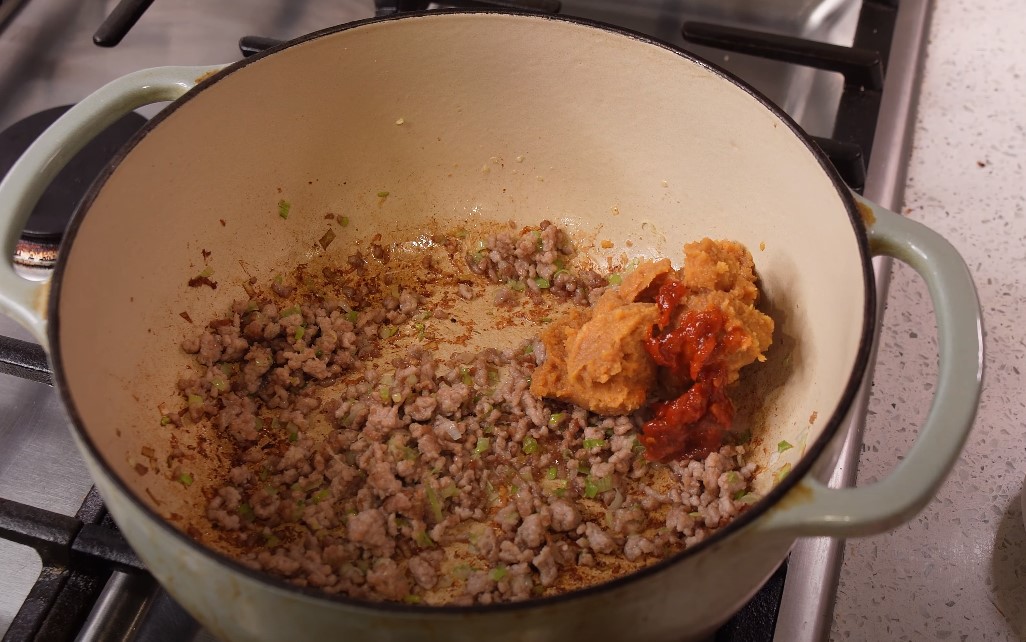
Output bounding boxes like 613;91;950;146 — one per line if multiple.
0;0;930;639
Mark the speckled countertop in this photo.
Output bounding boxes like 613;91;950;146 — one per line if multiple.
829;1;1026;640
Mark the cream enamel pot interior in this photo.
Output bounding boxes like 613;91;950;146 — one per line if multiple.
0;11;982;642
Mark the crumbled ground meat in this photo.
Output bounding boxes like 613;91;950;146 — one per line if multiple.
175;222;760;606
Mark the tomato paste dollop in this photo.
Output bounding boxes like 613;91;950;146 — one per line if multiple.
639;278;742;462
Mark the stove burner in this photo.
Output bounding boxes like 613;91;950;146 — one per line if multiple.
0;106;146;270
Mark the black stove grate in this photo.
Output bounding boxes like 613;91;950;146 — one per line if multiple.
0;1;900;640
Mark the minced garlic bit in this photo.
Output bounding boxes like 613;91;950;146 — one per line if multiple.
660;180;669;188
395;117;405;125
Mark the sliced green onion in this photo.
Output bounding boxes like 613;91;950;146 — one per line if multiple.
724;471;741;485
312;489;330;503
379;325;398;339
489;565;508;582
414;530;434;548
460;367;473;387
377;190;390;198
294;326;305;341
379;385;391;404
548;412;566;427
440;483;459;499
522;343;534;355
426;486;444;523
545;466;558;480
522;436;539;455
534;277;550;289
689;511;702;518
773;463;792;485
541;478;568;497
451;564;472;580
277;199;291;219
178;473;194;486
507;279;525;292
238;503;254;520
473;437;490;457
777;440;794;453
632;437;645;453
187;394;204;408
403;594;422;604
584;475;614;498
211;377;228;392
738;493;760;505
160;416;171;426
288;429;299;443
487;367;499;384
414;322;426;339
582;438;607;450
607;273;622;286
199;266;214;278
339;215;350;227
280;306;301;318
264;533;280;547
345;310;359;323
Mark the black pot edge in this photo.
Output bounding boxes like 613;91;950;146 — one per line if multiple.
47;8;877;618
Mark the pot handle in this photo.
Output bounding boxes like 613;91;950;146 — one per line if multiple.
759;194;983;537
0;64;227;346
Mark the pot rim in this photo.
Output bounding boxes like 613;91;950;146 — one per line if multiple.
48;8;876;615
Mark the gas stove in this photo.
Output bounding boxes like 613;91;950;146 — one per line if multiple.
0;1;930;640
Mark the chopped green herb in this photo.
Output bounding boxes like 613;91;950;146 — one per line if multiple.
733;490;746;500
426;486;444;523
440;483;459;499
294;326;305;341
487;367;499;384
178;473;194;486
339;215;350;227
724;471;741;485
379;325;398;339
541;478;568;497
473;437;491;457
414;322;426;339
548;412;566;427
159;416;171;426
607;273;622;286
199;266;214;278
452;564;472;580
522;436;539;455
546;466;558;480
738;493;760;505
312;488;330;503
689;511;702;518
187;394;204;408
280;306;301;318
632;437;645;453
378;385;391;404
460;367;473;387
414;530;434;548
522;343;534;355
773;463;793;485
507;279;525;292
489;565;508;582
288;429;298;443
345;310;359;323
584;475;614;498
777;440;794;453
539;317;553;324
534;277;550;289
377;190;390;198
211;377;227;392
582;438;608;450
264;533;280;547
277;199;291;219
238;503;254;521
403;594;422;604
